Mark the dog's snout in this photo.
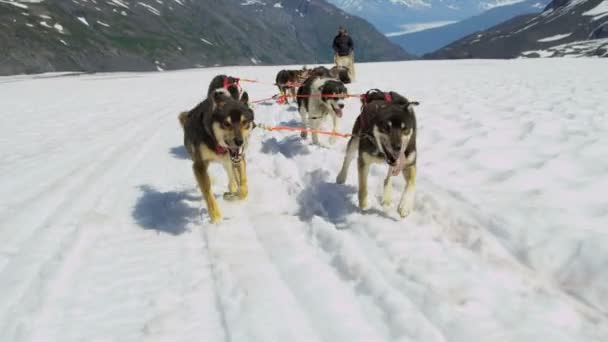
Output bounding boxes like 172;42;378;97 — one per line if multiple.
234;137;244;147
338;103;345;109
391;144;401;152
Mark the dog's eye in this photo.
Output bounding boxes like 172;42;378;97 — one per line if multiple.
222;121;232;129
403;128;411;135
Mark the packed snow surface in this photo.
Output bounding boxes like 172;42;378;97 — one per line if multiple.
1;59;607;341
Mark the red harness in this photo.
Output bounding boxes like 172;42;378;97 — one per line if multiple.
358;90;393;130
359;91;392;105
223;76;243;95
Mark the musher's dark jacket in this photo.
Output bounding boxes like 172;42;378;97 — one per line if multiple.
333;33;354;56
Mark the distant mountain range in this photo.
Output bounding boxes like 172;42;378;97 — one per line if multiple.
0;0;411;76
389;0;550;55
427;0;608;59
326;0;546;33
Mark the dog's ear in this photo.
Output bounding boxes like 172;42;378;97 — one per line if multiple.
240;91;249;105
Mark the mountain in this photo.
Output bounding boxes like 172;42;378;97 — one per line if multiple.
427;0;608;59
326;0;545;33
0;0;411;76
390;0;549;56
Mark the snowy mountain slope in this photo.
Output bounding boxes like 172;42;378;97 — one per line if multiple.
327;0;547;32
390;0;549;55
428;0;608;58
0;0;410;76
1;59;608;341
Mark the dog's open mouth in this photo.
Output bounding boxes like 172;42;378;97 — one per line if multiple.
332;104;343;117
381;143;400;167
228;146;245;163
381;143;408;176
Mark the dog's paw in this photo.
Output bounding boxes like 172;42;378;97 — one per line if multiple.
382;198;392;209
209;206;223;223
398;201;414;218
228;180;238;194
336;173;346;184
223;192;239;201
238;186;248;200
359;199;368;211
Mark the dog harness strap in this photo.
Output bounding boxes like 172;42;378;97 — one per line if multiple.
223;76;243;94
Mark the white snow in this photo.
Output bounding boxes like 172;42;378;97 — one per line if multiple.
76;16;89;26
481;0;526;10
138;1;161;15
385;20;458;37
109;0;129;9
0;0;28;9
200;38;214;45
522;38;608;57
53;22;64;34
96;20;110;27
273;2;282;8
241;0;266;5
538;33;572;42
1;59;608;341
583;0;608;20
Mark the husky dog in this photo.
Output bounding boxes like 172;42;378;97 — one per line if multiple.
336;89;418;218
329;66;351;84
275;67;310;104
207;74;241;100
308;65;350;84
178;86;254;223
297;76;348;145
309;66;332;78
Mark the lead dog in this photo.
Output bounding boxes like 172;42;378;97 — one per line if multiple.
336;89;419;218
178;85;254;223
297;76;348;145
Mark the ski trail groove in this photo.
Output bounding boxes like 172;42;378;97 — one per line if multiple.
0;110;169;339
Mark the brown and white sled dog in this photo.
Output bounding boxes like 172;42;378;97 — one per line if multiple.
296;77;348;145
178;87;254;223
336;89;418;218
275;67;310;104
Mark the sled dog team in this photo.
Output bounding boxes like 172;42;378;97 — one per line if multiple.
178;70;418;223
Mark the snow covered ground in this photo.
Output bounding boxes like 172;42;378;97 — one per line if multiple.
1;59;607;341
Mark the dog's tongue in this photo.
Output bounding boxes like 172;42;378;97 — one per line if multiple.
333;106;343;117
388;145;408;177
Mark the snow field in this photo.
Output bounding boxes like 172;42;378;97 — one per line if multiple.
0;59;607;341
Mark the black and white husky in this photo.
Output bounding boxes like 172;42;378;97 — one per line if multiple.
297;77;348;145
336;89;418;218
